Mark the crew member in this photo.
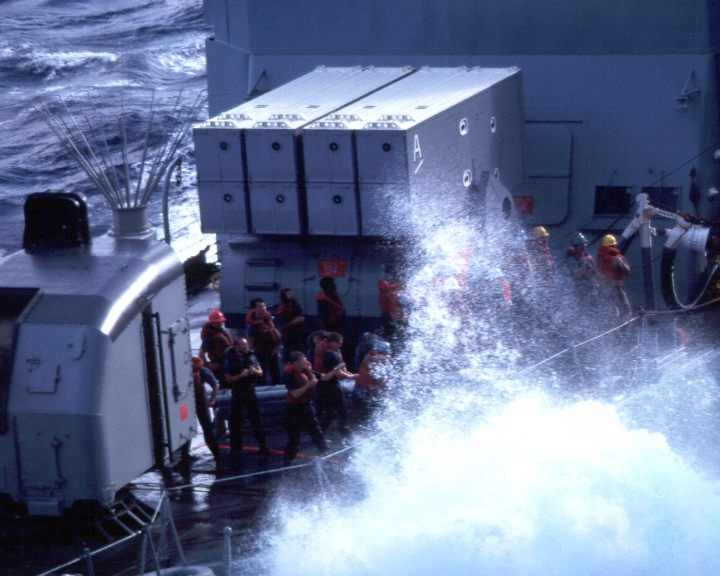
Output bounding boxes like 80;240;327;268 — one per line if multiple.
283;351;327;465
306;330;329;372
352;337;391;426
378;266;403;337
316;277;345;333
245;298;281;384
597;234;632;318
275;288;306;356
317;332;355;435
224;337;269;458
200;309;233;386
526;225;556;285
191;357;219;461
566;232;599;302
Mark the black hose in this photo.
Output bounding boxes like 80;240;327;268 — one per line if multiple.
660;247;719;309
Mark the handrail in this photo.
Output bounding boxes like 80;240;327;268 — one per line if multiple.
35;494;167;576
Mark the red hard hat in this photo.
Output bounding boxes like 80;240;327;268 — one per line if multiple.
208;309;226;324
192;356;203;369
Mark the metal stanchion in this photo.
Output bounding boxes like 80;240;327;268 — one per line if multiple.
164;498;187;565
223;526;233;576
82;547;95;576
137;527;149;576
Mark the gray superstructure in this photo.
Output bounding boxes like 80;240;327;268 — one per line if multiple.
194;65;522;322
199;0;720;311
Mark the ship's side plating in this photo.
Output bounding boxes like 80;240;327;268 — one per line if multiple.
0;235;194;516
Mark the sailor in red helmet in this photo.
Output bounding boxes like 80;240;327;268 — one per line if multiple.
200;308;234;386
597;234;632;318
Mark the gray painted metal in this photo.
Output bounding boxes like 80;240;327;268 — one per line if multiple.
0;236;182;341
304;66;522;237
196;66;522;316
193;66;413;236
203;0;718;55
199;1;720;311
0;235;195;515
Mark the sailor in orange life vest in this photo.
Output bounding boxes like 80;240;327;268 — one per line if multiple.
245;298;282;384
191;356;220;461
316;276;345;332
597;234;632;319
283;351;328;466
200;309;234;386
316;332;356;435
566;232;599;302
525;225;556;285
378;267;403;337
352;337;391;426
274;288;306;356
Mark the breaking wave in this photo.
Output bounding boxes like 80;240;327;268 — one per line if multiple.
266;391;720;576
254;185;720;574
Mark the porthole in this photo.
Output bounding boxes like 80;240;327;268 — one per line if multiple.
463;169;473;188
459;118;469;136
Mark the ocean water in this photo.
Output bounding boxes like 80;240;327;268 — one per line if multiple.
0;0;207;257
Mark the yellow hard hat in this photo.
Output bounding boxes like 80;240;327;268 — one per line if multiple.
531;226;550;239
601;234;618;247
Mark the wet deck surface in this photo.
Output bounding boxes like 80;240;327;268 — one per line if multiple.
1;434;349;575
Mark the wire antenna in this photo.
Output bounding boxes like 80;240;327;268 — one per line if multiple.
36;90;206;211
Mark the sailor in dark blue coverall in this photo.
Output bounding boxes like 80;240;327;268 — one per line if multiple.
224;337;269;457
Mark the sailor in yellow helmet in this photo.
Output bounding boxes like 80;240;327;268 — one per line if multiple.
531;225;550;238
597;233;632;318
600;234;618;247
525;225;555;282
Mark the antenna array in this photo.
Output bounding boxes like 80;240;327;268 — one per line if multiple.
37;90;205;210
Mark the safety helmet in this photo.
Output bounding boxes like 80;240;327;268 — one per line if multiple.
531;226;550;239
191;356;203;369
208;309;226;324
571;232;588;247
600;234;618;247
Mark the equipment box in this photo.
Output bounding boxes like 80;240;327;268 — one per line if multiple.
194;66;413;235
302;66;524;236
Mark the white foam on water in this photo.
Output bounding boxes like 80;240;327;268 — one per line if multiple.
257;209;720;575
266;390;720;576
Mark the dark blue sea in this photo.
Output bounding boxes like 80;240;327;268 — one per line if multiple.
0;0;208;258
